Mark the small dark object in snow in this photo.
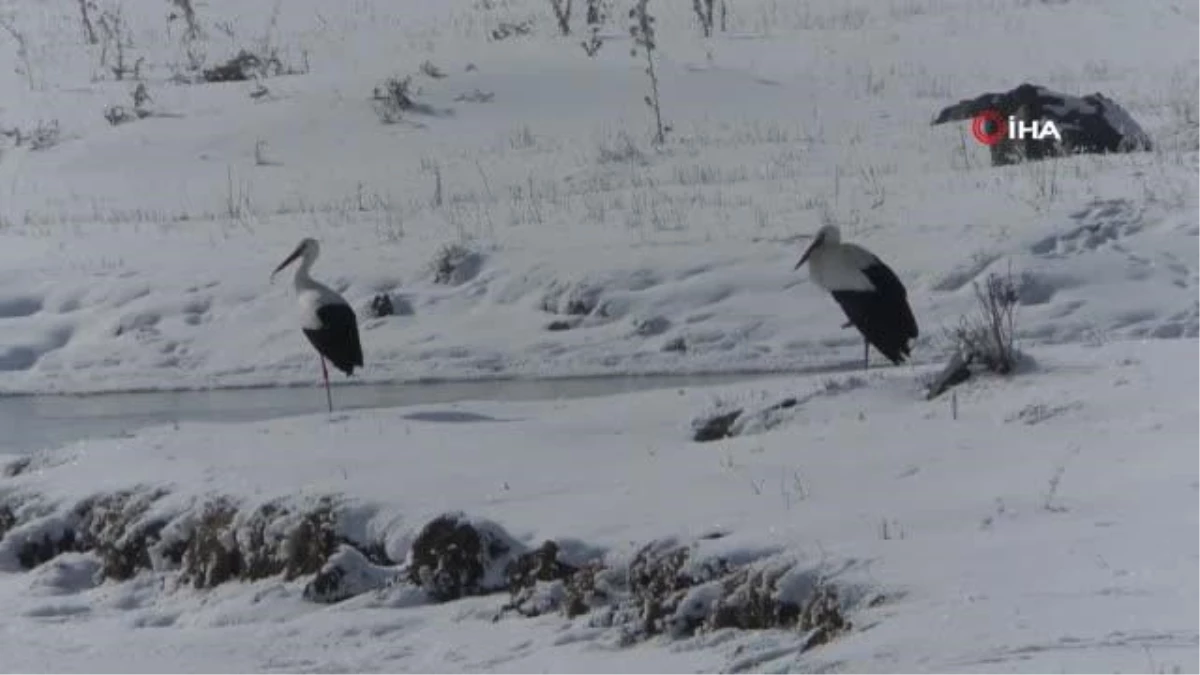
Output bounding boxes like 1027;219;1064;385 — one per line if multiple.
491;20;533;41
546;320;575;331
774;397;799;410
925;350;973;400
662;336;687;353
369;293;394;318
0;504;15;540
692;409;742;442
17;530;79;569
692;397;796;443
932;83;1152;166
203;50;264;83
454;89;495;103
3;457;31;477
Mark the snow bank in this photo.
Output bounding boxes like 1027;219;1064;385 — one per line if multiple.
0;339;1195;671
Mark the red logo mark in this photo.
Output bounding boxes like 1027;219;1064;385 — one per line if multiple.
971;109;1006;146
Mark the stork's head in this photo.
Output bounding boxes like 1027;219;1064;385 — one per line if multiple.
794;225;841;270
271;237;319;281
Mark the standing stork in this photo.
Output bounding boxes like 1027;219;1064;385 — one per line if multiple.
271;238;364;412
793;225;918;369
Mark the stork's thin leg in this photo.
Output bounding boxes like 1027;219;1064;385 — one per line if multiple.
321;357;333;413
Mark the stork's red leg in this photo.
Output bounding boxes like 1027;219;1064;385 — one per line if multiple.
321;357;333;413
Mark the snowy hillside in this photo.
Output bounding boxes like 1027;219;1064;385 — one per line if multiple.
0;0;1197;671
0;0;1195;393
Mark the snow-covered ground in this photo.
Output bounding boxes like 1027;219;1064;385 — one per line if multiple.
0;0;1197;671
0;0;1195;393
1;340;1197;672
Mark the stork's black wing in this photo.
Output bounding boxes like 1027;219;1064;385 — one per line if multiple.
830;259;919;366
302;303;364;376
861;260;918;340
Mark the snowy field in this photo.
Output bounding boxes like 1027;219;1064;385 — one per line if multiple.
0;0;1197;671
0;0;1195;393
1;340;1197;672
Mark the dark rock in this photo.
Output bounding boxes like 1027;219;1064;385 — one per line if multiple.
546;319;577;331
932;83;1152;166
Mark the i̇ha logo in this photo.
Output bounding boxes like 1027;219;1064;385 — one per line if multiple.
971;109;1062;146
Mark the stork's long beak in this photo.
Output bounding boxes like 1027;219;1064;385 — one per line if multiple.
794;234;823;270
270;243;305;282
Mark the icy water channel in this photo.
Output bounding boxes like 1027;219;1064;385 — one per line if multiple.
1;372;790;456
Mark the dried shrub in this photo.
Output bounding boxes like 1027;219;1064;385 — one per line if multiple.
548;0;573;35
372;76;416;124
431;243;484;285
491;20;533;41
951;269;1021;374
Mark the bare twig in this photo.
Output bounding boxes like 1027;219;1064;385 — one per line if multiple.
78;0;99;44
548;0;573;35
0;15;35;90
692;0;714;37
629;0;668;146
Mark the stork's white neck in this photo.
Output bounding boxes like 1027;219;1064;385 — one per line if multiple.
292;251;320;293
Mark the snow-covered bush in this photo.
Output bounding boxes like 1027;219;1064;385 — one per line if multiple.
430;242;485;285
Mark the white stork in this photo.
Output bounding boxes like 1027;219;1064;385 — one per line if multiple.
793;225;918;369
271;238;364;412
